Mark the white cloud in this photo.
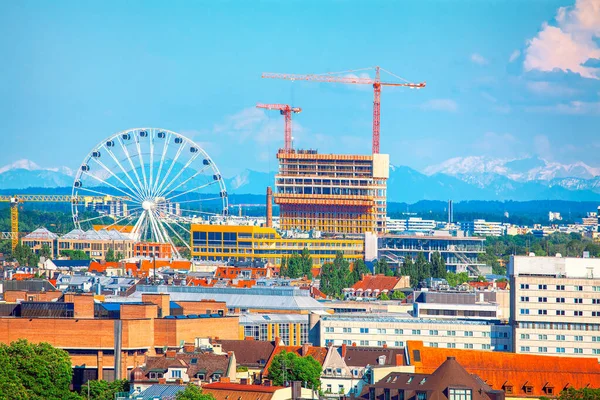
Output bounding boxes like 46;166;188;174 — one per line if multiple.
470;53;488;66
525;81;579;96
524;0;600;79
525;101;600;115
420;99;458;112
509;50;521;63
213;107;295;145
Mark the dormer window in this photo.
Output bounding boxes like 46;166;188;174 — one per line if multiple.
503;384;514;394
449;388;472;400
544;386;554;396
524;383;533;395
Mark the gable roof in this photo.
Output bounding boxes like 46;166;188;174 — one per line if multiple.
217;339;276;369
351;275;400;292
203;382;280;400
139;352;230;380
405;341;600;397
343;346;404;367
264;345;328;375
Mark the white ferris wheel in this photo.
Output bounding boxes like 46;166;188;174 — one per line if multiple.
71;128;228;258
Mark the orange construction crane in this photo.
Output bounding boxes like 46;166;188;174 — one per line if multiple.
256;103;302;151
262;66;425;154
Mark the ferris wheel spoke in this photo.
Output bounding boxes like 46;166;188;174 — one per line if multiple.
155;151;202;198
79;173;142;202
154;211;190;251
155;142;185;196
74;213;117;225
158;164;211;200
131;210;147;239
117;136;149;199
149;131;155;196
103;145;146;200
101;209;141;231
146;209;163;242
134;135;150;196
152;210;182;253
165;180;220;202
89;156;145;202
152;131;172;194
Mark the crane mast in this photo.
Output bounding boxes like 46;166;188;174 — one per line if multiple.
256;103;302;152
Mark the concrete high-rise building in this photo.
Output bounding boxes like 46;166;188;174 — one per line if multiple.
509;254;600;359
274;149;389;235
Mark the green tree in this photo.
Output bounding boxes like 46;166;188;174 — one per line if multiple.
446;272;469;287
401;257;418;288
267;350;322;389
350;259;370;284
300;248;313;278
105;248;115;262
13;243;32;265
60;250;90;260
115;252;124;261
0;339;78;400
374;258;393;276
279;257;288;278
391;290;406;300
431;252;447;279
84;379;129;400
175;384;215;400
319;252;351;298
414;253;431;287
379;292;390;300
541;387;600;400
40;244;52;260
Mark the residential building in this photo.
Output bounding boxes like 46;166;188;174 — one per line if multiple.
344;274;410;299
376;234;486;275
130;347;236;392
405;218;437;232
320;314;512;352
274;150;389;234
203;382;315;400
133;242;172;259
214;338;278;383
263;342;328;378
190;224;364;266
461;219;504;237
509;254;600;359
358;356;500;400
413;290;509;322
403;340;600;398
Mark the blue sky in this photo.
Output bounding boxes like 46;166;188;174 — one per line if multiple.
1;0;599;176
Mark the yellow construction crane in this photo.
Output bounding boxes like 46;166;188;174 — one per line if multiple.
0;194;130;252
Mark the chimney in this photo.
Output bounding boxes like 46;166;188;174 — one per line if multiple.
301;343;311;356
266;187;273;228
165;350;177;358
220;377;230;383
183;344;195;353
341;343;347;358
291;381;302;400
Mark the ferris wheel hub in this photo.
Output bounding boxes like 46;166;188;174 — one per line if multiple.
142;200;156;211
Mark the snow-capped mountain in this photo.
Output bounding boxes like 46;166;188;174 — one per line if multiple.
0;159;75;189
424;156;600;182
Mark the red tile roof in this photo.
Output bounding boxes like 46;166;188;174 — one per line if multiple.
203;382;282;393
263;345;328;375
351;275;400;292
406;341;600;398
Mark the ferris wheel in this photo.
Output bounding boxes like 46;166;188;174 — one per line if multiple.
72;128;228;257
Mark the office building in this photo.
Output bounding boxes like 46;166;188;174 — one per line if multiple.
320;314;512;352
190;224;363;266
274;150;389;234
461;219;504;237
509;254;600;359
413;290;509;322
57;228;134;260
376;234;486;275
239;314;311;346
21;227;58;256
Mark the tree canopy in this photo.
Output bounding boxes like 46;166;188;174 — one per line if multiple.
267;350;321;389
541;387;600;400
175;384;215;400
83;379;129;400
279;248;313;279
0;339;80;400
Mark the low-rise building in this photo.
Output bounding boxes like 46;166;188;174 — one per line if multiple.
320;314;512;352
20;227;58;257
344;274;410;299
240;314;312;346
413;290;509;322
461;219;504;237
58;228;134;260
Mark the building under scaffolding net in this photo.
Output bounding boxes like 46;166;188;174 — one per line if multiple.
274;149;389;235
19;302;74;318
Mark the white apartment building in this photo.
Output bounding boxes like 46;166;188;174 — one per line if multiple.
320;314;512;352
413;290;510;322
405;218;436;232
509;254;600;359
461;219;504;237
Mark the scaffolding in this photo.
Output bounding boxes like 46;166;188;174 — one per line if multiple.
274;149;389;234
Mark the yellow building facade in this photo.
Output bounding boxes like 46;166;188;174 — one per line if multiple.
190;224;364;266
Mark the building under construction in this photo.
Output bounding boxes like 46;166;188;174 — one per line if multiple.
274;149;389;235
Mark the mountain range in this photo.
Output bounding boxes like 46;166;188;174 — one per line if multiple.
1;157;599;202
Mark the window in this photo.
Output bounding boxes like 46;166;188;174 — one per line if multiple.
377;341;387;346
556;297;565;303
343;340;352;345
412;329;421;335
449;388;472;400
325;327;334;333
557;310;565;316
538;334;547;340
525;386;533;395
574;348;583;354
575;285;583;291
504;385;513;394
574;311;583;316
369;388;375;400
593;349;600;355
520;296;529;302
556;285;565;291
171;369;182;378
429;330;438;335
592;336;600;342
464;343;474;349
482;344;491;350
520;346;530;352
520;284;529;289
360;340;369;346
429;342;438;348
377;328;386;334
593;286;600;292
394;341;404;347
394;329;403;334
593;312;600;317
447;330;456;336
538;310;548;315
520;309;530;315
538;284;547;290
464;331;473;337
520;334;530;340
538;297;547;302
417;392;427;400
538;347;548;353
574;298;583;304
593;299;600;304
575;335;583;341
556;335;565;341
360;328;369;334
556;347;565;353
343;327;351;333
447;343;456;348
